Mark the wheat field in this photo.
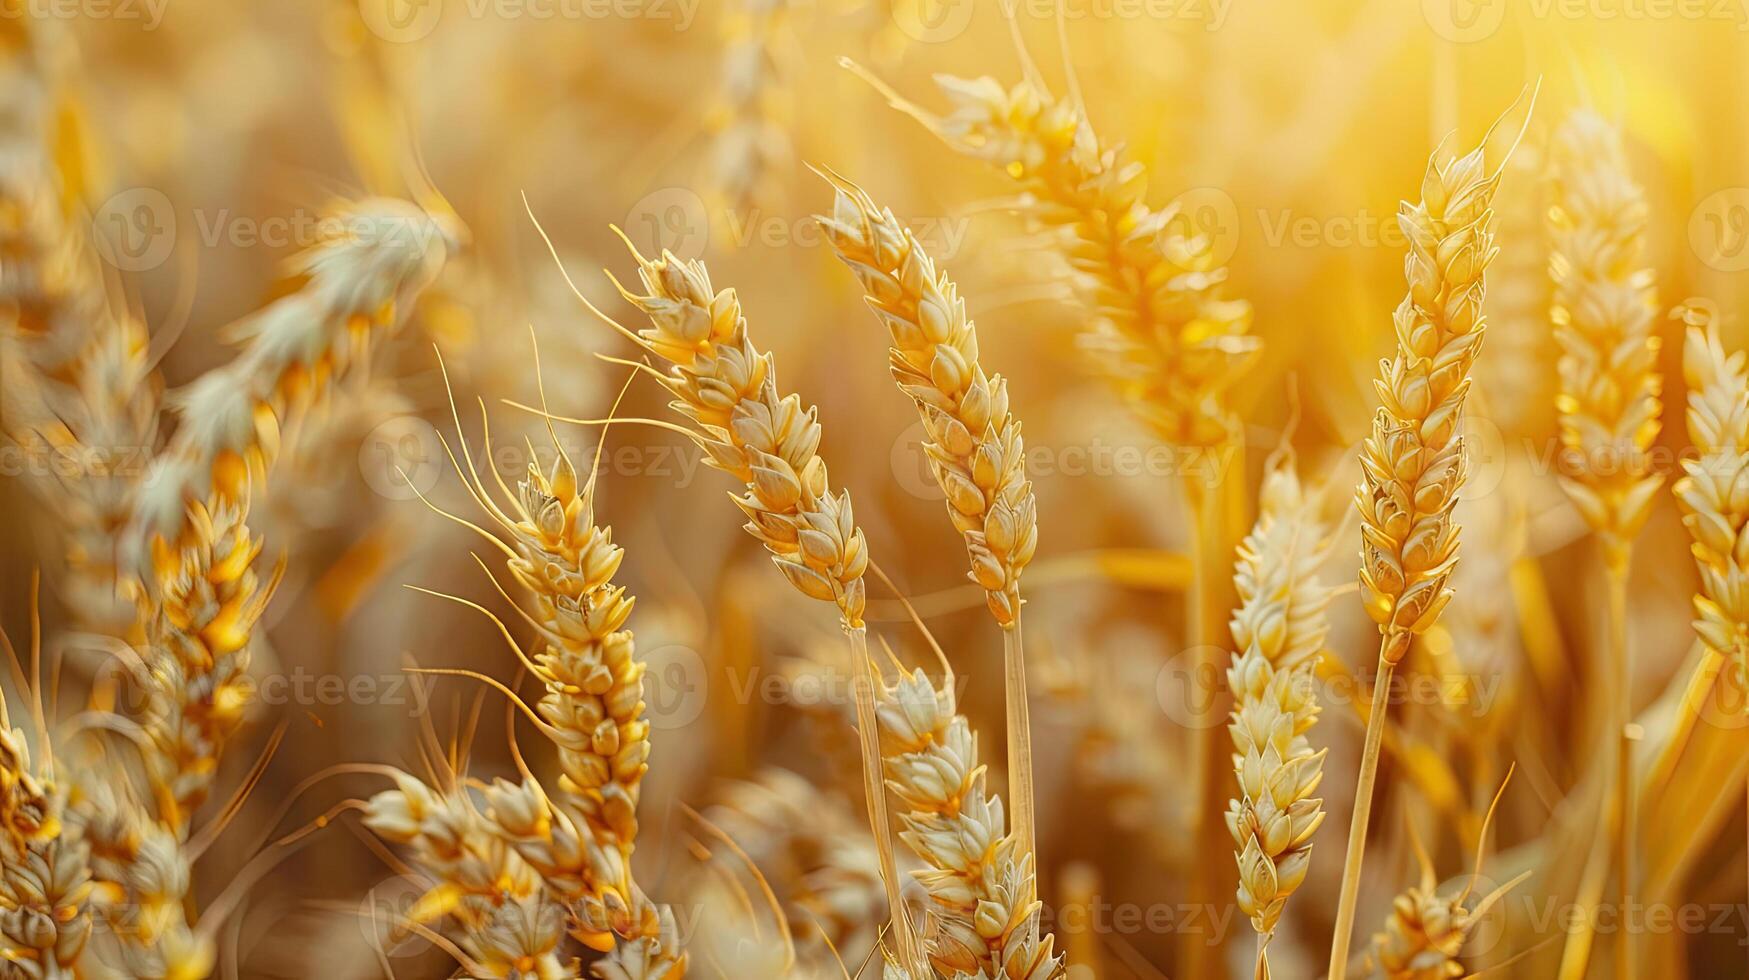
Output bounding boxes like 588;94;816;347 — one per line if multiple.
5;1;1749;977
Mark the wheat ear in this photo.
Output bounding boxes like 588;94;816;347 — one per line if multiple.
0;20;158;637
856;68;1259;450
1329;92;1529;980
364;772;578;977
132;198;461;550
565;233;924;977
1546;108;1661;980
814;169;1042;878
1366;777;1528;980
422;391;687;976
1226;466;1336;977
875;661;1063;979
1674;303;1749;695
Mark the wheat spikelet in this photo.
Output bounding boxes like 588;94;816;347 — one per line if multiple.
815;170;1037;629
1546;109;1664;567
1226;466;1335;966
1331;93;1529;980
1673;303;1749;684
855;66;1257;450
875;664;1062;980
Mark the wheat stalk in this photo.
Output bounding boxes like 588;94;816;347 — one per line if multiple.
1545;108;1661;980
814;168;1042;879
849;64;1258;972
1226;466;1335;977
546;229;924;977
1329;92;1529;980
875;662;1063;979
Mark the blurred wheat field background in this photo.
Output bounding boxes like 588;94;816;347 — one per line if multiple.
6;0;1749;977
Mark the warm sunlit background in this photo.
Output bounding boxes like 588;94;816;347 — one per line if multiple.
6;0;1749;976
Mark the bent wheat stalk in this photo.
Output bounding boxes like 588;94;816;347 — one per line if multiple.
541;226;925;977
1546;108;1662;980
814;168;1042;880
1673;301;1749;973
1329;92;1529;980
1226;466;1336;978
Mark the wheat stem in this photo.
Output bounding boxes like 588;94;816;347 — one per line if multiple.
1186;476;1232;979
1327;643;1396;980
848;626;926;976
1607;559;1632;980
1004;615;1036;893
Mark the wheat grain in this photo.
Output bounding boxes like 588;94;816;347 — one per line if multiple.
1330;93;1527;980
875;664;1062;979
1226;466;1335;973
